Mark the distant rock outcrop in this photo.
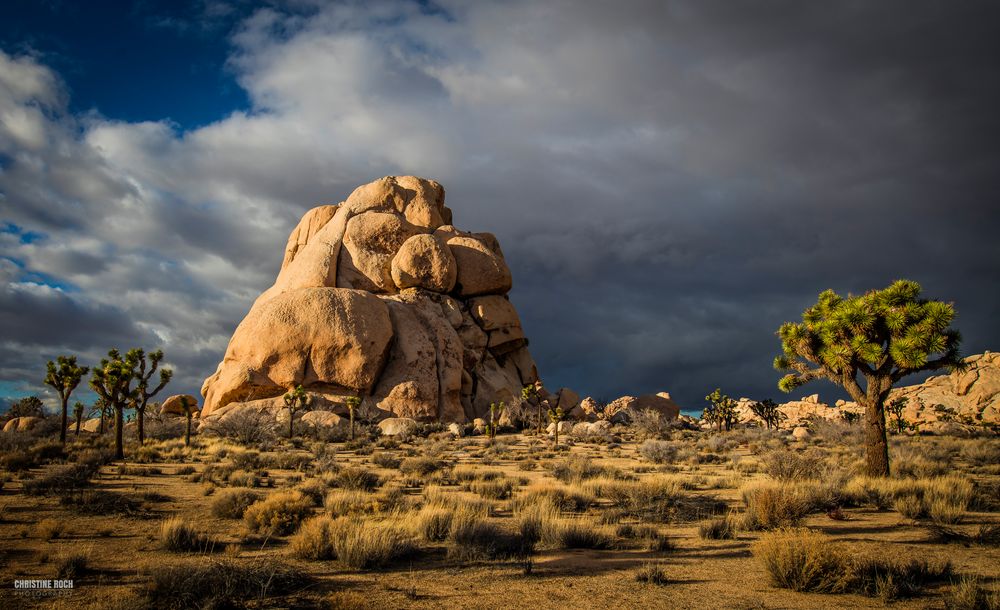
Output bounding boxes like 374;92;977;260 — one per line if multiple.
201;177;539;423
890;352;1000;432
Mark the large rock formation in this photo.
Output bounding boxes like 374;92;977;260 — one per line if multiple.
202;177;539;423
889;352;1000;432
734;394;863;429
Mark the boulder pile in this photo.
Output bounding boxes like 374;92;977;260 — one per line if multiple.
201;177;538;424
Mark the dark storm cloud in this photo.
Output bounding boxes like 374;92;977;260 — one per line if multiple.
1;0;998;410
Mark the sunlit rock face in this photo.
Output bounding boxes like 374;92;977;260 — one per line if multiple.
201;176;538;423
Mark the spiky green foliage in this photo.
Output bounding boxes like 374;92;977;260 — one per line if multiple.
774;280;962;476
345;395;361;440
886;397;909;434
750;399;785;430
44;355;90;444
547;405;565;445
132;349;173;446
90;349;142;459
522;383;544;434
282;385;310;439
487;401;505;440
703;388;738;432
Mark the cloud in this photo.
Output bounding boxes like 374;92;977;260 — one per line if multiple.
1;1;999;410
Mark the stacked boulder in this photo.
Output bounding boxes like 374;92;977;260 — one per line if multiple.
889;352;1000;434
201;177;539;424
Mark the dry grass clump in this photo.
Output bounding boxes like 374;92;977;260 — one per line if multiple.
589;475;725;523
399;456;444;477
638;440;679;464
243;490;313;535
753;528;952;600
55;551;90;579
929;523;1000;546
410;506;456;542
23;462;97;495
319;517;416;569
515;497;614;550
34;518;65;541
470;478;515;500
289;515;338;560
325;489;375;516
846;475;973;523
699;514;739;540
227;469;262;488
59;490;143;515
549;455;618;483
960;439;1000;467
634;563;670;586
159;517;216;552
739;481;831;530
947;576;1000;610
335;467;381;491
761;448;828;480
513;482;594;512
447;506;537;561
371;452;402;469
295;478;331;507
211;489;262;519
145;557;310;609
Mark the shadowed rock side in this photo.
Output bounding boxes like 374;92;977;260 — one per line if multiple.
201;176;539;423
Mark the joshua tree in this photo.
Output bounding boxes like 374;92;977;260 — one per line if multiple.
774;280;963;477
547;405;565;446
44;355;89;445
886;396;910;434
750;398;785;430
345;396;361;441
90;349;141;460
522;383;548;435
178;395;197;446
131;349;173;446
282;385;310;439
487;401;504;440
91;398;112;434
703;388;738;432
6;396;44;421
72;401;85;435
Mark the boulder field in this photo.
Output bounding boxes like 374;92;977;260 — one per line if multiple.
201;176;538;424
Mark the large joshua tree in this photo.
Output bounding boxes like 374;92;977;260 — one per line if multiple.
90;349;141;460
43;355;90;445
774;280;962;477
132;349;173;445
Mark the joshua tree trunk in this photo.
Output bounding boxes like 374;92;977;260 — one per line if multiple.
289;408;295;439
99;411;105;434
349;407;355;441
75;413;82;435
59;396;68;444
114;405;124;460
553;425;559;446
185;413;192;447
137;404;146;445
536;403;543;435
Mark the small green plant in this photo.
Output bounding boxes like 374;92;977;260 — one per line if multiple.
282;385;310;439
704;388;738;432
547;405;565;446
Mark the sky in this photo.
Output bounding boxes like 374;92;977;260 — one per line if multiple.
1;0;999;415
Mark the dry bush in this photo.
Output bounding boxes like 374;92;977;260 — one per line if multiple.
289;515;337;560
513;482;594;512
35;518;65;541
589;475;725;523
59;490;143;515
335;467;381;491
761;448;828;481
699;514;739;540
754;528;951;600
295;479;330;507
371;452;402;469
201;407;277;445
739;481;815;530
960;439;1000;467
635;563;670;586
145;557;309;609
548;455;612;483
326;517;416;569
231;450;262;470
23;462;97;495
243;491;313;536
325;489;375;517
211;489;262;519
159;517;216;552
447;508;536;561
638;440;679;464
632;409;674;439
470;478;514;500
227;469;262;488
399;456;444;477
55;551;89;579
845;476;973;523
929;523;1000;546
947;576;1000;610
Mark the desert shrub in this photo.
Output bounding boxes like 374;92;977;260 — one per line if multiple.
325;489;375;516
175;465;196;476
635;563;670;586
448;508;535;561
202;407;277;445
929;523;1000;546
295;479;330;507
335;467;381;491
2;450;37;471
133;446;162;463
289;515;337;560
699;515;739;540
894;494;926;519
23;462;98;495
960;439;1000;467
55;551;89;579
399;456;444;477
632;409;673;438
947;576;1000;610
550;518;614;549
145;557;310;609
140;491;173;503
639;440;678;464
317;517;417;569
470;478;514;500
159;517;216;552
59;490;143;515
761;449;828;481
35;518;65;541
754;528;951;599
590;476;725;523
411;506;455;542
211;489;262;519
739;482;814;530
371;452;402;469
845;476;973;522
265;453;312;471
548;455;609;483
227;469;262;488
243;491;312;536
231;450;261;470
514;483;594;512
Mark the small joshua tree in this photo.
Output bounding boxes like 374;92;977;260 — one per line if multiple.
345;396;361;441
522;383;547;435
774;280;963;477
90;349;141;460
131;349;173;446
547;405;565;446
487;401;505;440
749;398;785;430
703;388;738;432
44;355;89;445
282;385;310;439
886;396;909;434
72;401;85;435
178;395;197;446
